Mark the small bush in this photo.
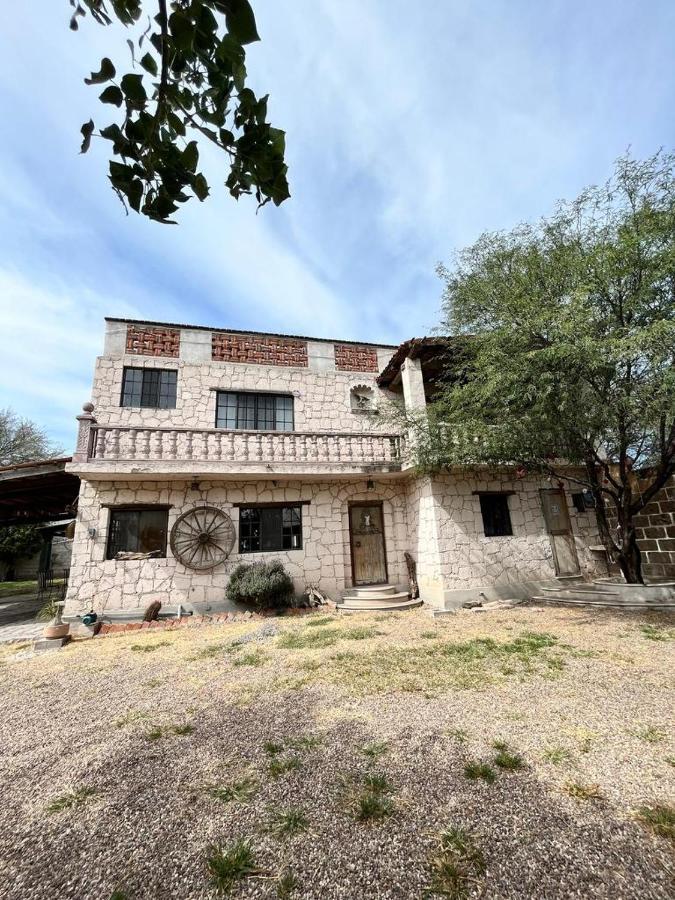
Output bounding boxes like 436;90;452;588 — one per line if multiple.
226;560;295;610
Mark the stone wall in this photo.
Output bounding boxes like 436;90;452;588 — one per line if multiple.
633;477;675;581
91;356;398;434
431;471;604;590
64;478;409;615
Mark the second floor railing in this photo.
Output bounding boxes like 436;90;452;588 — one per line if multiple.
85;424;405;467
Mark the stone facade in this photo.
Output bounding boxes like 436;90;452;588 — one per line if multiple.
90;355;397;434
65;478;408;614
64;317;611;617
632;477;675;580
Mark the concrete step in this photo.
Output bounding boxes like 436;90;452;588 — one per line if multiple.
530;595;675;610
340;592;411;607
337;598;422;613
345;584;398;597
539;586;622;598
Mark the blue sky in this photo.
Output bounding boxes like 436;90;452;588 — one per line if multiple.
0;1;673;450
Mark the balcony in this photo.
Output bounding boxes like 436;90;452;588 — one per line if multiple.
70;420;406;479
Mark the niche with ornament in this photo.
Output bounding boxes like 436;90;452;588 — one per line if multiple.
349;384;377;414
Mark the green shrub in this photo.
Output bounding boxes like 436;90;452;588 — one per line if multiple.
226;560;295;610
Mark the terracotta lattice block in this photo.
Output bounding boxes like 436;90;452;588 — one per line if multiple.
334;343;379;372
126;325;180;357
212;332;308;367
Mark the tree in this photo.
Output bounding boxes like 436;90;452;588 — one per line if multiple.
70;0;289;223
0;409;62;467
417;151;675;584
0;526;44;582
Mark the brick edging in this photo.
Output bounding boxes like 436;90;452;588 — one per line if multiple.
94;606;328;638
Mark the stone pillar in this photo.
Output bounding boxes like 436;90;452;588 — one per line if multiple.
400;356;427;457
73;403;96;463
400;356;426;413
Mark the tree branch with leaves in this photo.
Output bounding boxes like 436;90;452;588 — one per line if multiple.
70;0;289;223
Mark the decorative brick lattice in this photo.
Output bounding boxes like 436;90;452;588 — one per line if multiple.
334;344;379;372
212;333;308;367
126;325;180;358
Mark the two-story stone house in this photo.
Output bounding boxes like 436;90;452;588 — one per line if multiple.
63;318;607;617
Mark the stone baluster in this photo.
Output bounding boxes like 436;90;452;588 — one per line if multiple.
96;428;107;458
168;430;178;460
154;430;163;459
254;434;263;461
140;429;150;459
215;432;223;461
73;402;96;462
185;431;193;460
225;433;235;461
109;427;121;459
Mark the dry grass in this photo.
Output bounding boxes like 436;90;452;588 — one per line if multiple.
1;606;673;898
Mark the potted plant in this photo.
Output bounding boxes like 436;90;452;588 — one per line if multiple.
37;597;70;640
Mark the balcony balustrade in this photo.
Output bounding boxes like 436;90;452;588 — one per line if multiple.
79;424;404;470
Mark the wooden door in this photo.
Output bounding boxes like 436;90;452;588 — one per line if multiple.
349;503;388;585
540;489;580;576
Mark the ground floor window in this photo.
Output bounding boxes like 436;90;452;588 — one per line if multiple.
106;507;169;559
239;505;303;552
478;493;513;537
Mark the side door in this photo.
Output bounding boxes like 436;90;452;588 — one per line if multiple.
540;489;580;576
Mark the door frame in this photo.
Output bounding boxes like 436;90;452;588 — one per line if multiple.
539;488;581;576
348;501;389;586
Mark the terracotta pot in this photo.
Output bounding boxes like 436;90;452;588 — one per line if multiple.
43;620;70;640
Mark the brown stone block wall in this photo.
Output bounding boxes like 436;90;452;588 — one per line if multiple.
633;480;675;580
334;344;379;372
126;325;180;358
212;333;308;367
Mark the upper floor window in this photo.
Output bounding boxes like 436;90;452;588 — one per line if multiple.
121;367;177;409
216;391;294;431
106;506;169;559
478;493;513;537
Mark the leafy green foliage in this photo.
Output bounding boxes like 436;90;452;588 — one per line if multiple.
226;560;295;609
70;0;289;223
0;526;43;567
417;151;675;583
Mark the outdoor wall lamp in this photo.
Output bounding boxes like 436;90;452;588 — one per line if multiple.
367;479;375;491
87;527;97;539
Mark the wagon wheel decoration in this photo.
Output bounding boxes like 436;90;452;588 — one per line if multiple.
170;506;235;570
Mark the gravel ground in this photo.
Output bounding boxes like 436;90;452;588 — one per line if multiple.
0;606;673;899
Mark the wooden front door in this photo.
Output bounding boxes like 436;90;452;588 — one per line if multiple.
349;503;388;585
540;489;580;576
